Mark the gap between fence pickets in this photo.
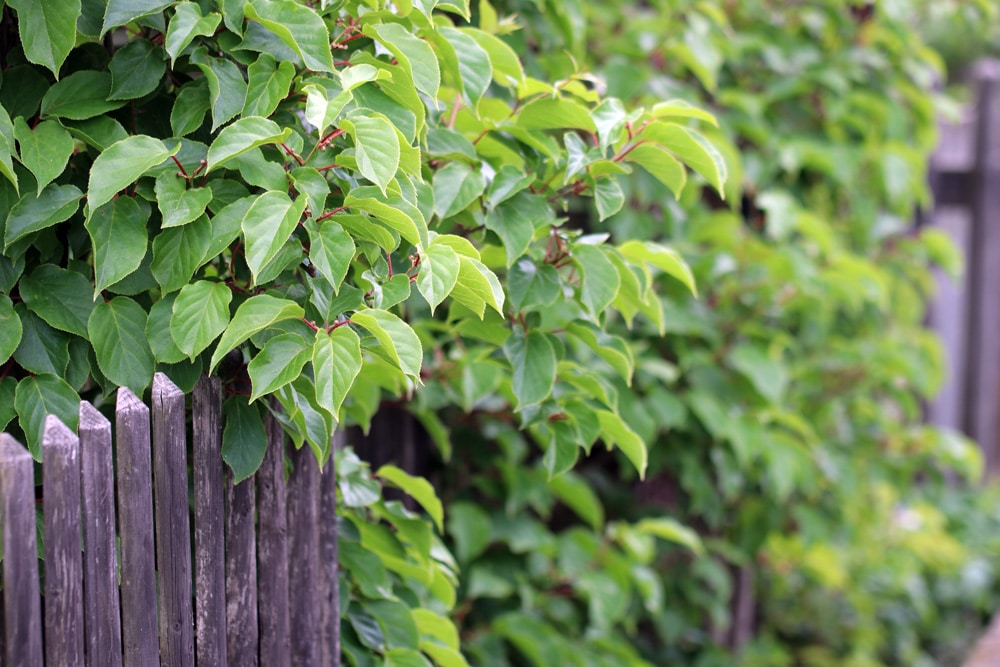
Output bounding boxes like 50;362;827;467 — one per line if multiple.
0;373;343;666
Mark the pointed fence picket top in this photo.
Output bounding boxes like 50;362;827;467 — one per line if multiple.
0;375;342;666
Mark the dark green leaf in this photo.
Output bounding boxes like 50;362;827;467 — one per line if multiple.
86;197;151;295
87;135;178;212
243;54;295;118
222;395;267;482
41;70;128;120
210;293;304;371
14;118;74;194
146;295;187;363
504;330;556;409
171;78;210;137
12;305;69;375
507;258;560;312
0;295;21;364
241;191;307;286
108;39;166;101
155;172;213;229
19;264;94;338
247;332;311;401
165;3;221;64
190;47;248;131
573;244;620;316
0;377;16;431
102;0;173;35
440;27;492;107
8;0;80;76
151;214;212;292
366;23;440;98
307;220;354;293
242;0;335;73
170;280;232;360
484;192;551;266
4;184;83;249
206;116;293;172
433;162;485;219
312;326;361;421
87;297;154;394
14;374;80;460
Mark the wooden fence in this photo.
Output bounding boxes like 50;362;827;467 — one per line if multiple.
0;373;341;667
926;59;1000;477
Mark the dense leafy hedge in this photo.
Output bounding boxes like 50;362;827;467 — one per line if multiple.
0;1;996;666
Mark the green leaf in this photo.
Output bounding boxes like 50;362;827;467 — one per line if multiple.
634;517;704;555
241;191;307;286
14;374;80;460
504;330;556;409
593;177;624;221
206;116;293;173
13;305;70;375
243;53;296;118
303;84;353;137
342;115;400;196
307;220;354;293
596;410;647;479
417;243;460;313
517;97;597;132
108;39;166;101
0;295;22;364
14;118;74;194
421;643;470;667
243;0;335;73
41;71;128;120
377;464;444;532
433;162;485;219
566;322;634;385
146;295;187;363
87;135;178;213
102;0;173;35
345;187;428;248
485;165;533;209
650;99;719;126
171;78;210;137
541;419;580;479
440;27;492;107
484;192;552;266
350;309;423;379
312;326;362;420
4;184;83;249
151;214;212;292
63;117;129;152
446;501;491;563
210;294;304;371
86;197;151;296
640;121;726;195
19;264;94;338
450;256;505;318
384;648;433;667
623;143;686;198
573;244;620;316
461;27;524;86
729;344;788;404
222;395;267;483
507;258;560;312
0;377;16;431
8;0;80;77
549;472;604;530
367;23;440;98
87;297;155;394
203;195;253;263
155;173;213;229
190;47;248;131
619;240;697;296
0;107;18;192
247;332;311;401
170;280;232;360
165;3;222;64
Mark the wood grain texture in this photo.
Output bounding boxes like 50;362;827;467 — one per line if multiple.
320;431;344;667
225;470;258;667
192;376;226;666
42;416;85;667
256;404;290;667
79;401;124;667
116;387;159;667
288;444;320;667
152;374;195;667
0;434;43;667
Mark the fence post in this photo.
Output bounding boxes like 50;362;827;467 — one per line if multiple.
116;387;159;667
257;404;291;667
288;443;321;667
79;401;123;667
320;431;344;667
225;460;259;665
0;434;43;667
193;376;226;665
152;373;195;666
42;415;84;667
963;60;1000;475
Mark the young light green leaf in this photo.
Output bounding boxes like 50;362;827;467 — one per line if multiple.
19;264;94;338
242;53;295;118
342;115;400;196
241;191;307;286
243;0;335;73
377;464;444;532
14;118;74;194
450;256;505;317
307;220;355;293
87;297;155;395
165;3;222;64
634;517;704;555
206;116;293;172
350;309;423;379
619;240;697;296
14;374;80;460
416;243;460;313
8;0;80;77
4;184;83;249
623;143;686;198
170;280;232;360
650;99;719;126
517;97;597;132
222;395;267;483
87;135;178;213
0;295;22;364
312;326;362;421
503;330;556;409
247;332;312;401
86;197;151;296
210;293;304;371
593;177;625;221
461;27;524;86
640;121;727;195
303;84;352;136
596;410;647;479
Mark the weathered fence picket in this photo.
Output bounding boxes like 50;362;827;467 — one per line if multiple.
0;373;341;666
